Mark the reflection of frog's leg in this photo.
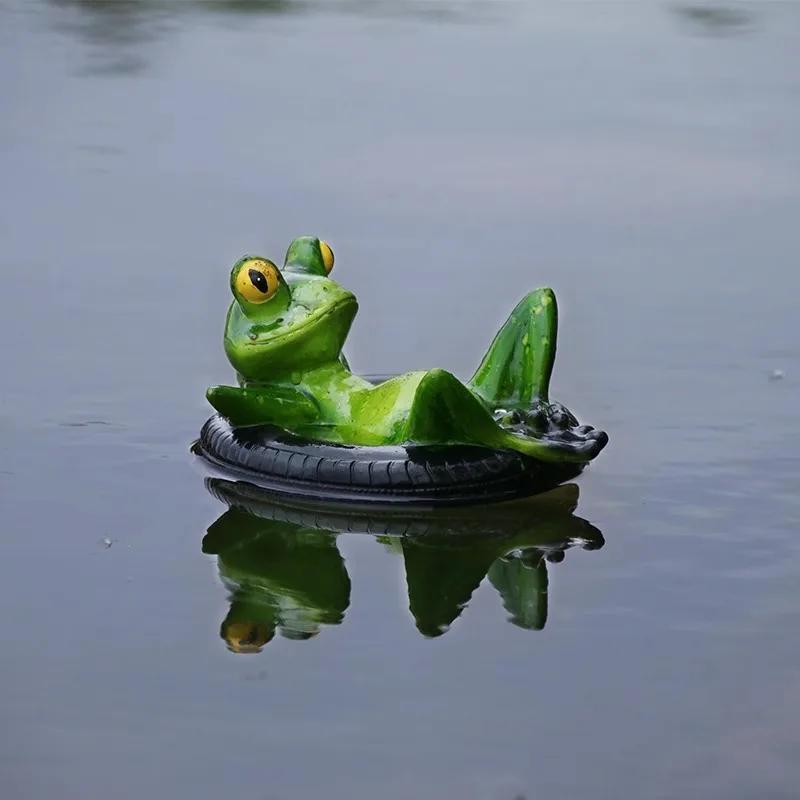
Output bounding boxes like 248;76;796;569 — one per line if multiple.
487;551;548;631
401;538;500;637
404;369;594;462
466;288;557;410
206;384;321;427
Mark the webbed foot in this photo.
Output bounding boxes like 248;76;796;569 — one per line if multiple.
494;400;609;462
466;286;608;462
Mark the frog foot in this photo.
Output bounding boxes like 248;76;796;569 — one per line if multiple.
493;400;609;462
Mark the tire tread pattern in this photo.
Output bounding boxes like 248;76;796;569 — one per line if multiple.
195;415;585;504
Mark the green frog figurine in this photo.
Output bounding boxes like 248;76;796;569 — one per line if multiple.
206;236;607;465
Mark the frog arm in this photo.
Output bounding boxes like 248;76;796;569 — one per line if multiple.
206;384;321;428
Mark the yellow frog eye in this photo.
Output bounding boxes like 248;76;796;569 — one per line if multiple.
236;258;280;304
222;621;273;654
320;240;334;274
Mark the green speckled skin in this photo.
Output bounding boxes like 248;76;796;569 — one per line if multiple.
207;236;606;463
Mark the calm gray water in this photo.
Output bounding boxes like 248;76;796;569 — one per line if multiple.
1;1;800;798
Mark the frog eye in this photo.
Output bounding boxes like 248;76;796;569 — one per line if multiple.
319;240;334;274
236;258;280;304
222;621;274;653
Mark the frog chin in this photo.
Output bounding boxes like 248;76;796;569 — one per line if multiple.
246;294;356;348
239;294;358;373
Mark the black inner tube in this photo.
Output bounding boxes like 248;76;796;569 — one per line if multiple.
192;414;588;507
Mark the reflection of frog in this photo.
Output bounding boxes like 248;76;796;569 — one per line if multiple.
203;504;351;654
201;478;604;650
206;236;607;464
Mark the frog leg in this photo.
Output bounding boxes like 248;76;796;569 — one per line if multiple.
466;288;557;411
206;384;321;428
403;370;505;446
403;369;598;463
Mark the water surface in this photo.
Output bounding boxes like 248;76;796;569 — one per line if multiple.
1;1;799;798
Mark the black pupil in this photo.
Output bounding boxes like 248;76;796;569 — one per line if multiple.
248;268;270;294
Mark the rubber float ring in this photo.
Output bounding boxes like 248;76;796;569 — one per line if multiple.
192;414;588;507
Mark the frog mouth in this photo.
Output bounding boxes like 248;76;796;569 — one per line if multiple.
244;294;358;348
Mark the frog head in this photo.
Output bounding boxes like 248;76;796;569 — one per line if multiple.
223;237;358;381
221;620;274;654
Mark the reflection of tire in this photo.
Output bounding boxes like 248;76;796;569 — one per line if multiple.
193;415;586;506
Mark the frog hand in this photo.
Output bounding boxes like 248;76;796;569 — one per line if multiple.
206;384;321;428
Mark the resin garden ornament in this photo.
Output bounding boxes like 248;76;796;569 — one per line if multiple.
194;236;608;505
